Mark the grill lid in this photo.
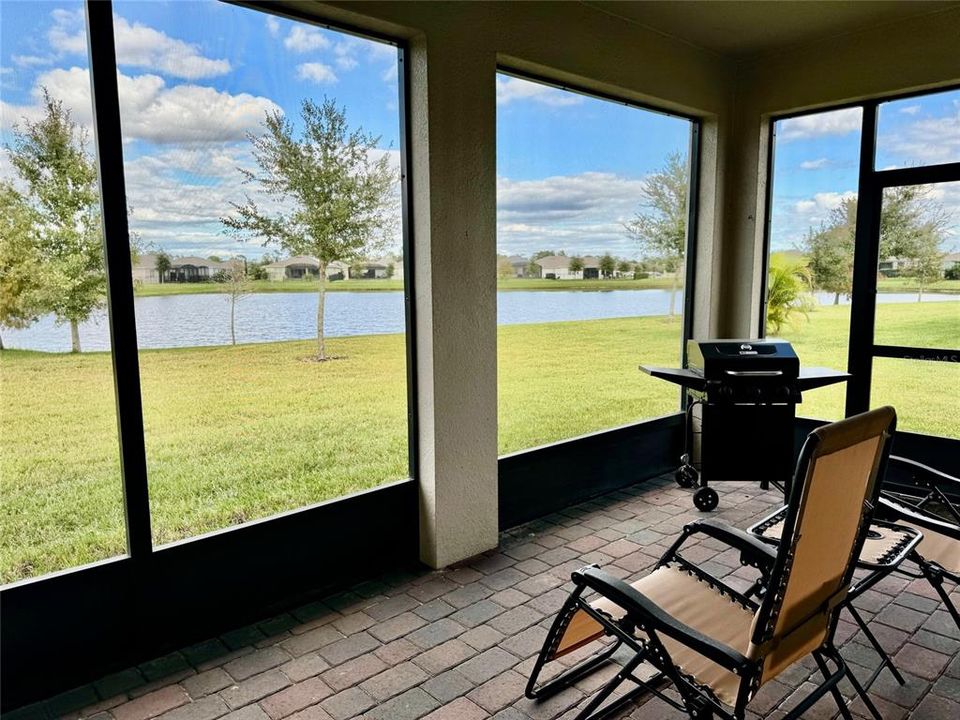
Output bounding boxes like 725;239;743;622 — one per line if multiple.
688;339;799;379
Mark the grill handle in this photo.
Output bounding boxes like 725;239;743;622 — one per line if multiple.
723;370;784;377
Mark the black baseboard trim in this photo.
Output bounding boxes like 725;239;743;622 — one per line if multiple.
1;479;419;712
498;413;685;529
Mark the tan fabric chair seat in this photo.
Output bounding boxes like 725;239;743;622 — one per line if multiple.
902;521;960;575
756;514;914;566
591;566;755;706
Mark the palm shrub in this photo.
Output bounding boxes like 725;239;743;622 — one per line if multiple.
766;253;814;335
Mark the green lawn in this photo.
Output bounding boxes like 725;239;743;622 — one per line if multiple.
134;276;680;297
1;301;957;582
876;277;960;294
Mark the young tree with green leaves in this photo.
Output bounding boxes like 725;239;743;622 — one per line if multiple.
497;256;515;279
568;256;584;278
624;151;689;316
222;258;251;345
0;184;45;350
616;260;632;277
222;97;397;361
804;186;949;303
805;198;856;304
6;90;105;352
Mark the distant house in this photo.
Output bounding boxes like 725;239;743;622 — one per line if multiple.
942;252;960;274
534;255;569;279
347;257;402;280
167;257;228;283
878;256;909;276
131;253;228;284
265;256;350;281
581;256;601;280
507;255;529;278
534;254;602;280
132;253;161;285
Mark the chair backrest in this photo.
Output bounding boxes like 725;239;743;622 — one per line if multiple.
749;407;896;683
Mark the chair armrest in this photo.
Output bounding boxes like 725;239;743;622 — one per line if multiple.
573;566;750;672
890;455;959;487
684;519;778;568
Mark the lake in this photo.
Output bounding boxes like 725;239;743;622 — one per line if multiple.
3;289;958;352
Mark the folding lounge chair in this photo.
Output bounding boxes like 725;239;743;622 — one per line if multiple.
748;498;923;691
878;455;960;631
749;455;959;689
526;407;896;720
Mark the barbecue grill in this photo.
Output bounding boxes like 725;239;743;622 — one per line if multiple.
641;339;849;511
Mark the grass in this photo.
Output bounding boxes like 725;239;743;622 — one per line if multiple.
875;277;960;294
1;301;957;582
133;276;681;297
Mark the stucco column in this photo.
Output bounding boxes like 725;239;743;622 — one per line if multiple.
408;34;499;568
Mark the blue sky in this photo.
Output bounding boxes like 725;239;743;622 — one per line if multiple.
771;90;960;252
2;1;957;261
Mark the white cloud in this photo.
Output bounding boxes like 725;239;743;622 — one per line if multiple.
769;189;857;250
497;172;650;256
880;103;960;166
793;191;856;216
2;67;280;144
44;10;230;80
496;76;583;108
13;55;53;68
778;107;861;141
800;158;830;170
381;64;398;83
47;8;87;55
284;26;330;53
109;17;231;79
265;16;280;38
333;42;359;71
296;63;338;85
899;104;921;115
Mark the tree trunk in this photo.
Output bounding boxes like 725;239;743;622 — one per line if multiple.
316;262;327;360
918;281;924;303
833;292;840;305
230;293;237;345
0;330;4;350
70;320;81;353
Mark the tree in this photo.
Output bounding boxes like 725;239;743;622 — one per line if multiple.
624;151;689;316
766;253;813;334
222;258;251;345
6;90;105;352
222;97;397;360
616;260;632;277
497;256;514;279
155;251;172;284
804;186;949;303
804;196;855;304
0;184;45;350
599;254;616;279
880;186;948;301
568;256;584;277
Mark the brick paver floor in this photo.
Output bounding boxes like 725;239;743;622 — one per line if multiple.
11;478;960;720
